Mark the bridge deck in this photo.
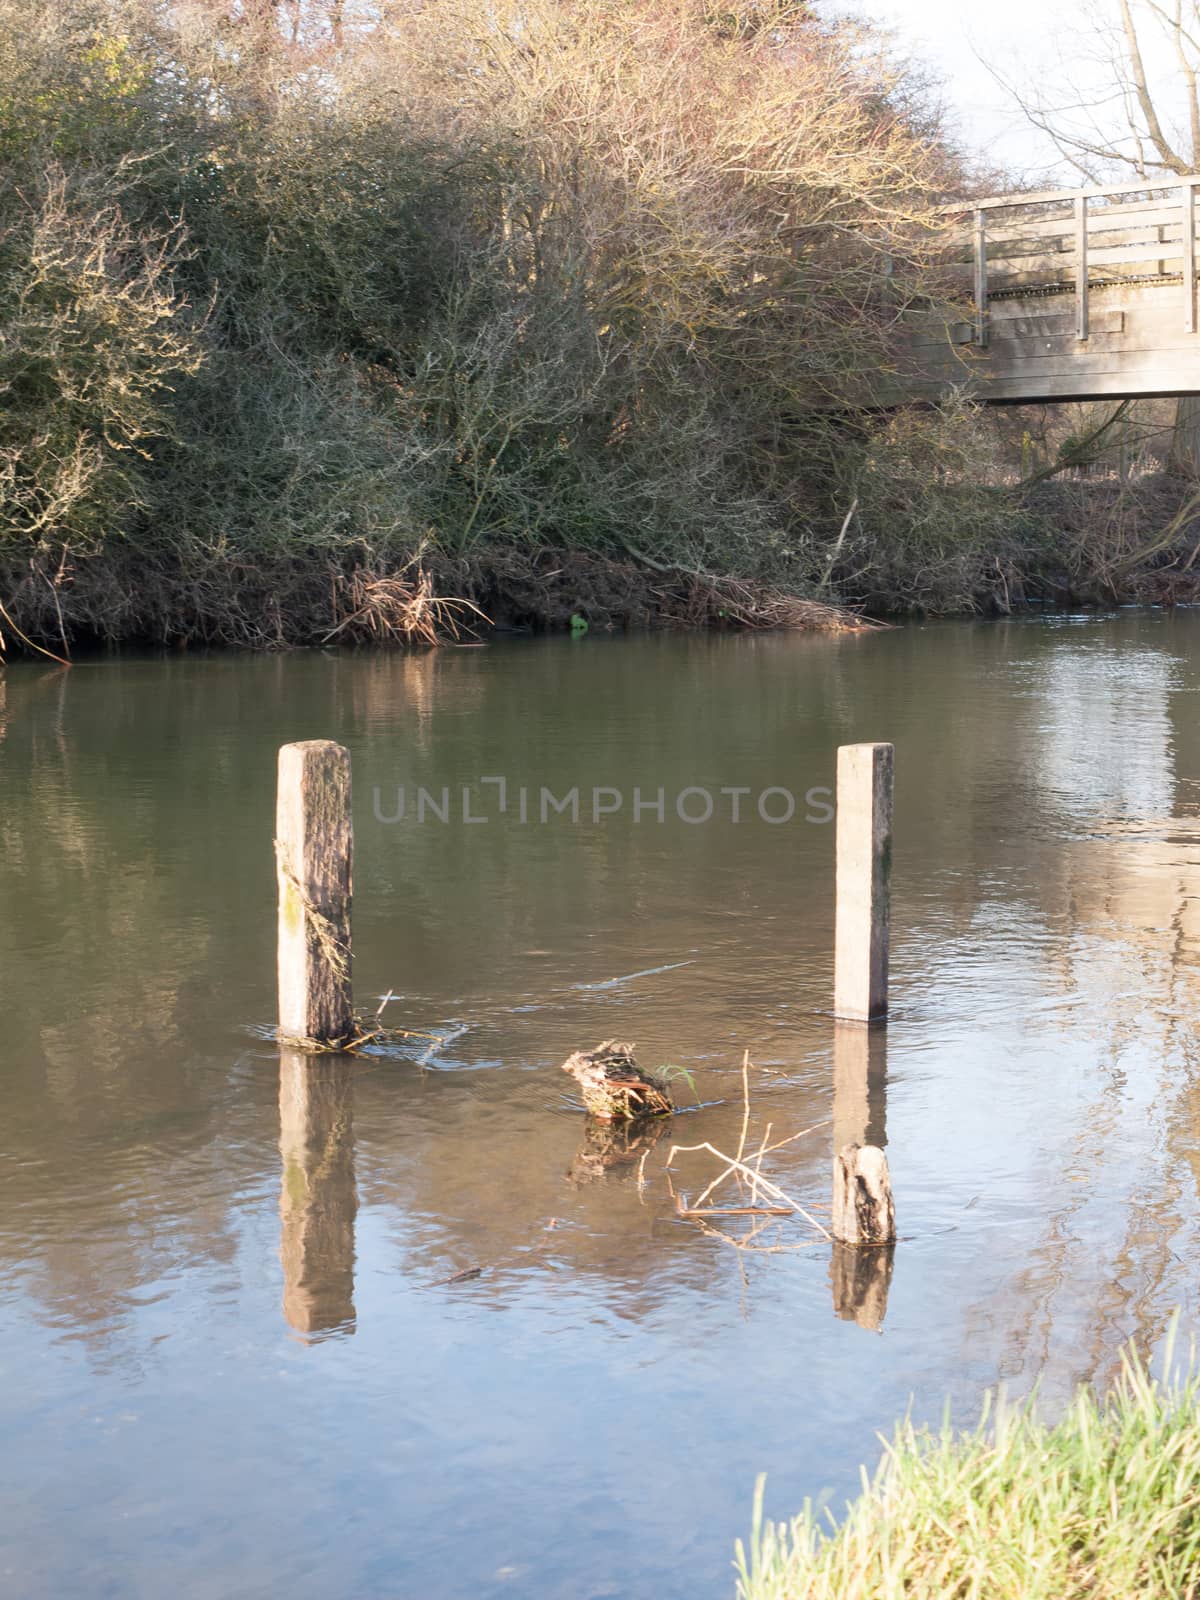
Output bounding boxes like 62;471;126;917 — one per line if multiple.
905;177;1200;404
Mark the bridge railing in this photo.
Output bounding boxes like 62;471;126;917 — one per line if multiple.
947;176;1200;348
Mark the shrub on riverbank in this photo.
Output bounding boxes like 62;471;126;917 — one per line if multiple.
1;1;1193;655
736;1335;1200;1600
0;0;986;651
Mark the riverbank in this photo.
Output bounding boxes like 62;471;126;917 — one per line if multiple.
0;0;1048;664
0;544;868;660
6;468;1200;659
736;1334;1200;1600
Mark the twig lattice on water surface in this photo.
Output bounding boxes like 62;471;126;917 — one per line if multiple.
662;1051;833;1250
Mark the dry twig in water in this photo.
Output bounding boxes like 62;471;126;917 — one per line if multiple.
656;1051;833;1249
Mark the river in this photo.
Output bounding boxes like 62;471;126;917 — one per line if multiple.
3;613;1200;1597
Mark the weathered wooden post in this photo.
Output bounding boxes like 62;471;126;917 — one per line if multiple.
832;1143;895;1246
279;1048;357;1338
834;742;893;1023
831;755;896;1322
276;740;354;1046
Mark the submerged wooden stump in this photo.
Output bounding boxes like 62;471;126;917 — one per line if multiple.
559;1041;673;1121
832;1142;895;1246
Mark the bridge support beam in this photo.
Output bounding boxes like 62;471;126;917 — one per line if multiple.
1184;182;1196;336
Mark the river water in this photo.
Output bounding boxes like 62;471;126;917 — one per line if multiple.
3;614;1200;1598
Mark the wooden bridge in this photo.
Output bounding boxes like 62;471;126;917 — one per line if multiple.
905;176;1200;405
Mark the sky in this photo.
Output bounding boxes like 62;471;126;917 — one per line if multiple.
841;0;1185;185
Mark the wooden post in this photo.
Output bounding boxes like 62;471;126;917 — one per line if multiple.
1075;194;1089;342
276;740;354;1046
834;742;893;1023
832;1143;895;1246
973;208;988;348
279;1048;357;1338
1184;181;1196;336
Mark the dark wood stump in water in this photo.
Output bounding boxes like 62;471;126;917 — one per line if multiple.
559;1040;673;1121
831;1143;895;1245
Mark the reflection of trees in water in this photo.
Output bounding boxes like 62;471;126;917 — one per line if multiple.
958;810;1200;1397
0;660;256;1353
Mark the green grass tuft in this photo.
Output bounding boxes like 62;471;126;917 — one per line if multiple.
736;1326;1200;1600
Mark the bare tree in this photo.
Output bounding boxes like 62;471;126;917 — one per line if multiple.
991;1;1200;179
996;2;1200;471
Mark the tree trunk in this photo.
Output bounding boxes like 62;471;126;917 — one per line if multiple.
1171;396;1200;478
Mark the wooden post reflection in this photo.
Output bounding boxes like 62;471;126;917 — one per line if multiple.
279;1049;357;1338
831;1023;892;1330
832;1022;888;1153
830;1241;895;1333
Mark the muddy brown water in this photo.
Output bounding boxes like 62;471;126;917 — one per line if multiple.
3;615;1200;1597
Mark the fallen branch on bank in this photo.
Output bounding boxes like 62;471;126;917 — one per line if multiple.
323;555;490;647
0;595;72;666
1109;485;1200;579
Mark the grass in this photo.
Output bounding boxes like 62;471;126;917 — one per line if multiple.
736;1327;1200;1600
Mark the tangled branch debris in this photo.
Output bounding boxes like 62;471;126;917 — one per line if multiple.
323;556;491;647
660;1051;833;1251
559;1040;675;1120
